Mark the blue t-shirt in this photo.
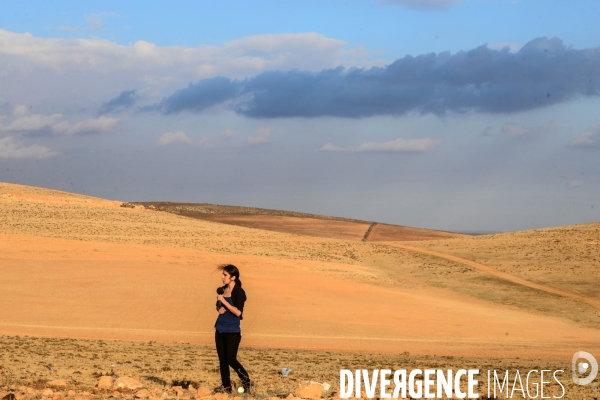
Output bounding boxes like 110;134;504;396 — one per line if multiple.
215;297;241;333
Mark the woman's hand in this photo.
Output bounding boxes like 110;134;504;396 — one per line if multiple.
216;294;242;317
218;307;226;314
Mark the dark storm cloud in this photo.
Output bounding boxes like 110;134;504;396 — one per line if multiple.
99;90;137;114
155;37;600;118
159;77;238;114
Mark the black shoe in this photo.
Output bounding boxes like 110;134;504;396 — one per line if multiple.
242;380;253;394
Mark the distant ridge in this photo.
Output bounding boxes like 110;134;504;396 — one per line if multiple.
136;201;469;242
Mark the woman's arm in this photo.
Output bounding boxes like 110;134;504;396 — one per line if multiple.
217;295;242;317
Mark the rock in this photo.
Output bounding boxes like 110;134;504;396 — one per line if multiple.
51;395;63;400
74;396;89;400
67;391;76;397
196;387;211;398
294;383;323;400
48;381;67;390
171;386;183;397
111;391;121;397
150;397;162;400
42;389;53;397
98;376;114;390
213;394;228;400
231;397;242;400
135;389;150;399
113;377;143;391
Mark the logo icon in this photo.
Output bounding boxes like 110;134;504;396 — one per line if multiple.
572;351;598;385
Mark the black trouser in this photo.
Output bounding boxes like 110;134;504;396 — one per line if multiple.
215;330;251;390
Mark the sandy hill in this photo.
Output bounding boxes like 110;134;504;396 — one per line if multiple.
1;181;599;360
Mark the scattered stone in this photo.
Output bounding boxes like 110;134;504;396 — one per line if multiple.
213;393;228;400
293;383;323;400
74;396;89;400
150;397;162;400
113;377;143;391
42;389;53;397
48;381;67;390
135;389;150;399
98;376;114;390
51;395;63;400
171;386;183;397
196;387;211;398
67;391;76;397
111;391;121;397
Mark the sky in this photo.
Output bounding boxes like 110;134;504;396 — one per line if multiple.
1;0;599;233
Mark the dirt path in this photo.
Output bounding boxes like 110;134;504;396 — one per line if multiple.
384;242;600;310
362;222;378;242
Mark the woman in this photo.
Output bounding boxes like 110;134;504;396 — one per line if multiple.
214;264;252;393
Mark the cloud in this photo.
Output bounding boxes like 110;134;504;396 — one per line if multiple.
219;128;235;139
59;12;116;32
99;90;137;114
0;29;360;79
157;131;193;146
158;77;238;114
0;109;118;136
480;126;496;137
66;117;118;135
0;136;58;159
501;122;533;137
0;29;385;119
247;128;273;145
488;42;521;52
320;137;440;152
377;0;464;10
13;104;29;117
569;124;600;148
481;121;558;138
565;180;585;189
153;37;600;119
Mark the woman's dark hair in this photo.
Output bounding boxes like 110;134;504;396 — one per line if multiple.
218;264;242;288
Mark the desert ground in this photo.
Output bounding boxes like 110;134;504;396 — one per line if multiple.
1;181;600;398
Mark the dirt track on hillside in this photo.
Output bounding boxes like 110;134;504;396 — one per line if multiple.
386;242;600;309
